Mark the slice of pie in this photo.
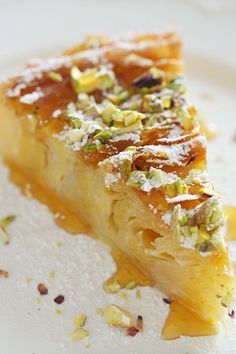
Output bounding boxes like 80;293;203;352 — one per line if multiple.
0;32;234;339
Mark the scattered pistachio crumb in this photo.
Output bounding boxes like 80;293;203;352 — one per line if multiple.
125;280;137;290
25;276;33;284
96;307;103;317
56;241;62;248
0;227;10;245
0;215;16;245
103;280;121;293
136;289;141;299
104;304;134;328
48;71;63;82
73;313;87;328
55;309;62;316
119;292;128;300
0;269;9;278
36;296;41;304
84;343;90;349
49;271;56;279
69;328;89;342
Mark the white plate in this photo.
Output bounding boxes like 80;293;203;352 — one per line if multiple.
0;1;236;353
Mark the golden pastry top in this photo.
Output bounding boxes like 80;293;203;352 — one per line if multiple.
3;32;225;254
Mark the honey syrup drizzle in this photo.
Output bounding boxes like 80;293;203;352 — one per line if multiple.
224;205;236;240
103;250;154;293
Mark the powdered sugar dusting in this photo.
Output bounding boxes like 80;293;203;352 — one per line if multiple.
19;90;44;104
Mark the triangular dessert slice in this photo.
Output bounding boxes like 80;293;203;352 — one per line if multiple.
0;32;234;338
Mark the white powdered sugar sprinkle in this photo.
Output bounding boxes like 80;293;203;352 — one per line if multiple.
19;90;44;104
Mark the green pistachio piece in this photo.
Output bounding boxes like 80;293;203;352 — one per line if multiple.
94;129;111;142
142;94;163;113
175;108;193;130
101;104;118;125
123;111;145;127
162;95;171;109
0;215;16;228
167;75;186;94
66;113;82;129
84;103;100;117
82;141;103;153
148;168;164;185
48;71;63;82
77;93;90;109
127;171;147;188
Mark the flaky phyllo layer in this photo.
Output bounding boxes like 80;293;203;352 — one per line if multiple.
0;32;234;338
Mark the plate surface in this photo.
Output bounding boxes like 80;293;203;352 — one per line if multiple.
0;1;236;353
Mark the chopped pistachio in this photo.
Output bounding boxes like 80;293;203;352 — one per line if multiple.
49;271;56;279
0;215;16;228
73;314;87;328
25;276;33;284
82;141;103;153
149;168;164;185
94;129;111;142
0;227;10;245
69;328;89;342
55;309;62;316
185;169;203;184
104;304;134;328
71;66;115;94
125;280;137;290
167;75;186;94
96;307;103;317
119;292;128;300
66;113;81;129
48;71;63;82
36;296;41;304
84;103;100;118
175;107;193;130
117;90;129;103
56;241;62;248
123;111;145;127
103;280;121;293
124;146;137;152
77;93;90;109
166;179;188;197
179;214;189;227
71;66;82;92
101;104;117;125
162;95;171;109
0;215;16;244
141;94;163;113
149;67;165;79
127;171;147;189
136;289;141;299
